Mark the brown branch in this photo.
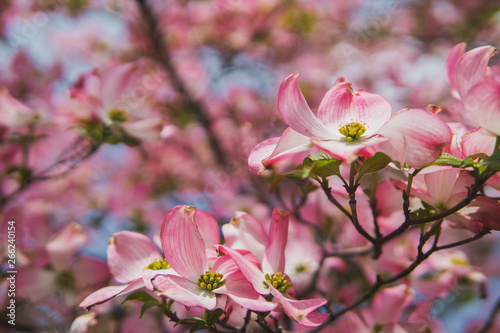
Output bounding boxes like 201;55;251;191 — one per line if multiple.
134;0;227;166
478;295;500;333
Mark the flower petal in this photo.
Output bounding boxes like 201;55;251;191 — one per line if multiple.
194;209;221;248
278;73;335;139
317;81;392;136
17;267;56;302
73;255;110;288
248;137;280;174
464;82;500;136
269;285;329;327
70;313;97;333
446;43;466;98
312;135;388;163
461;127;497;156
456;45;497;98
369;284;415;324
222;211;268;260
107;231;162;284
424;169;461;207
142;268;175;290
263;128;313;164
216;272;277;312
161;206;208;282
46;222;88;271
262;209;289;274
217;245;268;295
153;275;216;310
213;249;262;277
378;109;452;168
79;278;145;310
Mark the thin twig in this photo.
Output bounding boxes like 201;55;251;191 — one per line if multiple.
134;0;227;166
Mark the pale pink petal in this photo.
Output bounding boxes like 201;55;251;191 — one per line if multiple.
262;209;290;274
73;255;110;287
152;275;216;310
122;118;163;142
161;206;208;282
217;245;268;295
269;285;329;327
317;82;392;136
278;73;335;139
452;172;475;197
194;209;220;248
393;180;439;209
101;62;142;108
215;272;277;312
465;196;500;231
462;127;497;156
17;267;56;302
456;45;497;98
248;137;280;174
70;313;97;333
222;212;268;260
446;43;466;98
369;284;415;324
79;278;145;310
108;231;162;284
424;169;461;207
46;222;88;271
464;82;500;136
312;135;388;163
0;87;34;127
378;109;452;168
142;268;175;290
213;249;262;277
263;127;313;163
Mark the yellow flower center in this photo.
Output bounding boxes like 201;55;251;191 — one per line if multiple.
145;258;170;270
339;122;366;141
108;108;128;122
263;272;293;294
197;270;226;291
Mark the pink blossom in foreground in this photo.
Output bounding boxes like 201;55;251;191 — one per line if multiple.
219;209;329;327
79;230;172;310
152;205;276;312
377;109;452;168
249;73;452;173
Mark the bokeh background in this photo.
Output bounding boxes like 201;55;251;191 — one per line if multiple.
1;0;500;332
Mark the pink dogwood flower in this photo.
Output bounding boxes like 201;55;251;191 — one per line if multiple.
397;169;500;232
249;73;452;173
446;43;498;100
218;209;329;327
17;222;109;306
152;205;276;312
79;230;173;310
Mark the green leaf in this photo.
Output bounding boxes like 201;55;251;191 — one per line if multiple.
427;153;464;167
307;151;331;161
204;308;225;326
284;169;305;180
482;150;500;174
357;152;391;179
312;159;342;178
123;291;159;305
140;301;166;318
189;320;210;333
